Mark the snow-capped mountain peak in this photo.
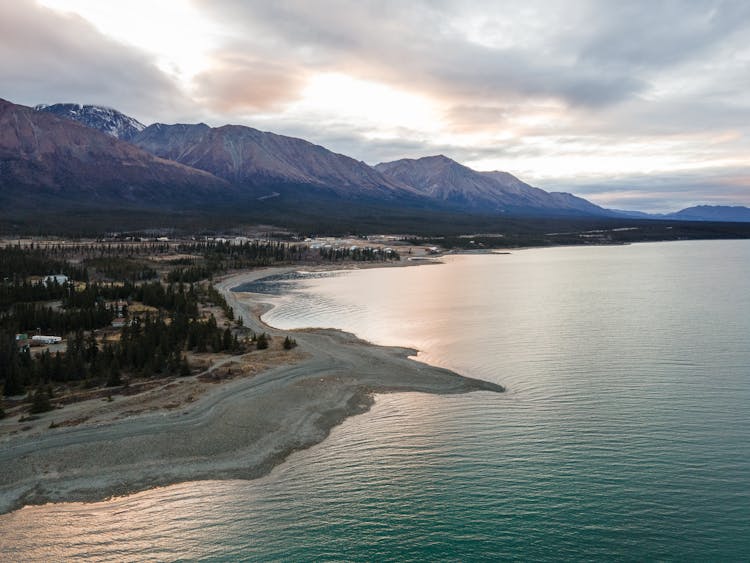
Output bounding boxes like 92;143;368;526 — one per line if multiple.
34;103;146;141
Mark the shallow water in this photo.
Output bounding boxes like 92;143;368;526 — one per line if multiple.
2;240;749;561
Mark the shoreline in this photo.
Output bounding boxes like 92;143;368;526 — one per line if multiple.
0;264;503;516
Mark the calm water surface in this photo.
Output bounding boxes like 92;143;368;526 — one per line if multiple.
1;240;749;561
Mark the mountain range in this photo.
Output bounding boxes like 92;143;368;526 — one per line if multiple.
0;98;746;224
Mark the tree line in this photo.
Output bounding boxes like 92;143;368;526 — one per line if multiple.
0;246;87;281
0;279;70;310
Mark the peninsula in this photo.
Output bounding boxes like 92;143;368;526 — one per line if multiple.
0;264;503;514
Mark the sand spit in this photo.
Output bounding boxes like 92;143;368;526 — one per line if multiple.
0;267;503;515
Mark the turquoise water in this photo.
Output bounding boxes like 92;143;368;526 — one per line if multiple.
2;240;749;561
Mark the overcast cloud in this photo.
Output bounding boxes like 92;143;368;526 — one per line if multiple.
2;0;750;212
0;2;190;123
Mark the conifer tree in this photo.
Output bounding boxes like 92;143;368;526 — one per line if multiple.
179;355;191;377
106;360;121;387
29;387;53;414
256;332;269;350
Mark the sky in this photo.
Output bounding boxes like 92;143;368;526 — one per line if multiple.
2;1;750;212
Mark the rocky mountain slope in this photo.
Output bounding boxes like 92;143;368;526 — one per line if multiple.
0;99;228;207
375;155;610;215
132;123;417;200
35;103;146;141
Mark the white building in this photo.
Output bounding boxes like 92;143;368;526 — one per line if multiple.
32;335;62;344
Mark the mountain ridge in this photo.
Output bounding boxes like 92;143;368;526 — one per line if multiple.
132;122;418;201
375;155;612;216
0;98;229;208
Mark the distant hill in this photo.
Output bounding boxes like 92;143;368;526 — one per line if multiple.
35;103;146;141
375;155;611;216
613;205;750;222
666;205;750;222
0;98;228;209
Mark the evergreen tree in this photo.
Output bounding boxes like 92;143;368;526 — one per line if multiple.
256;332;269;350
29;387;53;414
179;356;191;377
106;360;121;387
222;328;233;351
0;332;25;396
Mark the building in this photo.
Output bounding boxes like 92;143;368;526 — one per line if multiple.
31;335;62;345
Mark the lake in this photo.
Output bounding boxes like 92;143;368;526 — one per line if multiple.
2;240;749;561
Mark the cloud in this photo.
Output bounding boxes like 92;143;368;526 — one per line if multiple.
194;0;650;109
0;2;184;123
192;53;308;113
193;1;750;116
445;105;515;133
578;0;750;69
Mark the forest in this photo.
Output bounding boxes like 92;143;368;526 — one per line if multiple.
0;235;410;415
0;280;244;401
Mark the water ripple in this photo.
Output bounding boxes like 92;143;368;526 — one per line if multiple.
2;241;750;560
